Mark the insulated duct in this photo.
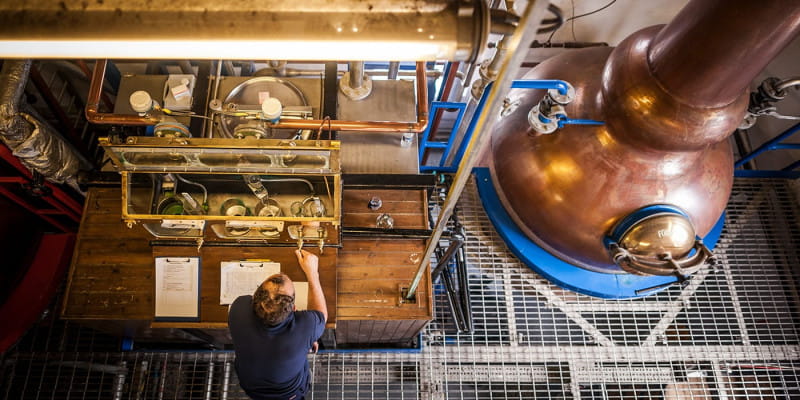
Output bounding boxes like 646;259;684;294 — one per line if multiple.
0;60;83;192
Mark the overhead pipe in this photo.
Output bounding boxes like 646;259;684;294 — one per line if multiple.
388;62;400;80
0;0;489;62
1;60;84;193
86;60;429;133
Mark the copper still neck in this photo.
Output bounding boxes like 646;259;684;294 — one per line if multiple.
604;0;800;152
648;0;800;108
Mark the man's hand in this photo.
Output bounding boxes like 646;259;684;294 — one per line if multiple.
295;249;319;280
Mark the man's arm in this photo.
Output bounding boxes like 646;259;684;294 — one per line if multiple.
295;249;328;322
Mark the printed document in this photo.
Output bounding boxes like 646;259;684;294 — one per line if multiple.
154;257;200;319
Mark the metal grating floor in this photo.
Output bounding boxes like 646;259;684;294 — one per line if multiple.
2;177;799;399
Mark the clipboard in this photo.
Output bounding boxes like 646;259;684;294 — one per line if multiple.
219;260;309;310
154;257;201;321
220;260;280;305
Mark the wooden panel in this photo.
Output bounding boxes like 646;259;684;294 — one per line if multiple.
151;244;337;328
62;188;155;320
342;189;428;229
336;319;428;344
63;188;337;331
335;238;432;344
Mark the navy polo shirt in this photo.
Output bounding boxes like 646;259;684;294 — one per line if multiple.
229;295;325;400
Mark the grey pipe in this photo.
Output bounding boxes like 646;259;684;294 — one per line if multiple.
175;174;208;204
0;60;83;192
178;60;195;76
0;60;30;132
223;60;237;77
221;362;231;400
388;61;400;80
349;61;364;89
776;77;800;92
203;361;215;400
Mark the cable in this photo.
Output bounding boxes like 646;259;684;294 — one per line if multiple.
537;4;564;34
545;0;618;44
174;174;208;205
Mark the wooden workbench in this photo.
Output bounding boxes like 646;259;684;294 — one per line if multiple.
61;188;337;345
62;186;433;347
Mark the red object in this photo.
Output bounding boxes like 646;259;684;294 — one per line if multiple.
0;233;75;354
0;144;82;230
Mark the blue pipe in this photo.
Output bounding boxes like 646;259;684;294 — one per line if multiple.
557;117;605;128
363;62;417;70
418;101;467;168
511;79;570;95
770;143;800;151
439;103;467;166
445;81;495;173
782;159;800;172
437;62;454;102
735;121;800;168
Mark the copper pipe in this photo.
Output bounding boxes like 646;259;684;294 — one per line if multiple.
423;61;460;164
86;60;429;133
648;0;800;107
85;60;160;125
77;60;114;112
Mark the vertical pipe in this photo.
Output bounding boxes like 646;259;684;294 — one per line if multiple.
406;0;551;299
221;361;231;400
113;361;127;400
177;60;195;76
388;62;400;80
348;61;364;89
222;60;237;77
204;360;215;400
323;62;339;119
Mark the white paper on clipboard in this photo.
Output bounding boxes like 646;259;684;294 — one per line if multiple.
154;257;200;319
220;261;280;305
219;261;310;310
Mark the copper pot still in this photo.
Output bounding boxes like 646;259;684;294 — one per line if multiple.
490;0;800;274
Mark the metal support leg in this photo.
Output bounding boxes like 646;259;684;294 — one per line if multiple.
113;361;127;400
221;361;231;400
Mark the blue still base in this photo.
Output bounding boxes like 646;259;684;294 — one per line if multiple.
473;168;725;299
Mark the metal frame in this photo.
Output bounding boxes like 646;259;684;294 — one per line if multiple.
407;0;554;300
736;121;800;172
418;101;467;173
0;144;82;232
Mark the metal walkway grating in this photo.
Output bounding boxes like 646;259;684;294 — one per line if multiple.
1;177;799;399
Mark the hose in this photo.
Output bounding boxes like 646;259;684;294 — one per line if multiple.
174;174;208;204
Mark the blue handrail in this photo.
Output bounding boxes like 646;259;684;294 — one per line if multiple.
735;121;800;170
419;79;603;173
419;101;468;172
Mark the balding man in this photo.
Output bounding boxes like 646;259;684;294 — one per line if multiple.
229;249;327;400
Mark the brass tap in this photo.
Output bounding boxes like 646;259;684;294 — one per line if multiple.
297;226;304;250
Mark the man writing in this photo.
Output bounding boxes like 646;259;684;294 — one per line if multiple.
229;249;326;400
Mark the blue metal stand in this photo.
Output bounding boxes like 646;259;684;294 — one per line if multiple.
473;168;725;299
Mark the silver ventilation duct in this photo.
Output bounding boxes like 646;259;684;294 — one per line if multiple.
0;60;83;192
